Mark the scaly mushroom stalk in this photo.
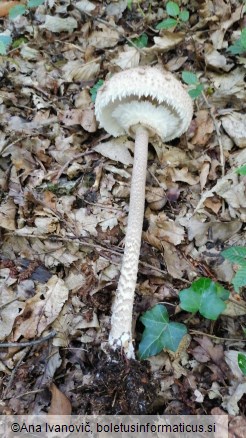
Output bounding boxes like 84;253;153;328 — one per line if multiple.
109;125;149;358
95;66;193;359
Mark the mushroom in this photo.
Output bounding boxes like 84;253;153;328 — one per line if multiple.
95;66;193;359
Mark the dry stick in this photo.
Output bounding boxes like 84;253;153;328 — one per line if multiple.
3;347;31;399
190;330;246;342
0;330;56;348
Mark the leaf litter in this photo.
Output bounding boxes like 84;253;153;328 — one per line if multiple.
0;0;245;426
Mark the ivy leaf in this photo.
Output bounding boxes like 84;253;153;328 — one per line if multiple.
182;71;198;85
156;18;177;30
240;28;246;49
179;278;229;320
138;304;187;359
0;35;12;55
222;246;246;261
236;165;246;175
166;1;180;17
9;5;27;20
227;39;245;55
238;353;246;376
130;33;148;48
27;0;45;7
232;269;246;292
179;10;189;22
90;79;104;103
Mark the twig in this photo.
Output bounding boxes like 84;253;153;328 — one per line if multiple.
3;347;31;399
190;330;246;342
202;92;225;178
0;330;56;348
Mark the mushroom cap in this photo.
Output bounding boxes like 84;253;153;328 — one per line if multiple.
95;66;193;142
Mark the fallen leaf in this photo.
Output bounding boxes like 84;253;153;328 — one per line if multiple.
41;16;77;33
13;276;69;340
48;383;72;415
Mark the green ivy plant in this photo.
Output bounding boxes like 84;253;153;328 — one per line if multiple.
221;246;246;292
90;79;104;103
227;28;246;55
9;0;45;20
236;165;246;175
179;278;229;320
156;1;189;30
129;33;148;48
138;304;187;360
139;277;229;359
0;34;12;55
238;353;246;376
181;71;204;99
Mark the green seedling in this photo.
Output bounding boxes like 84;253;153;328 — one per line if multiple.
182;70;204;99
227;28;246;55
238;353;246;376
156;1;189;30
90;79;104;103
236;165;246;176
221;246;246;292
129;33;148;48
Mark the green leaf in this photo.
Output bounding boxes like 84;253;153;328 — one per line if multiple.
27;0;45;7
232;268;246;292
227;39;245;55
0;35;12;54
156;18;177;29
0;41;7;55
179;278;229;320
130;33;148;48
182;70;198;85
188;84;204;99
127;0;133;10
90;79;104;103
179;10;189;22
222;246;246;262
240;28;246;49
166;1;180;17
9;5;27;20
238;353;246;375
12;37;28;49
138;304;187;359
236;165;246;175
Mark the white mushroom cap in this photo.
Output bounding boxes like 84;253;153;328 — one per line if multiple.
95;66;193;142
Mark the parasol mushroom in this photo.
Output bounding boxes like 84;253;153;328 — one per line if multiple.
95;66;193;359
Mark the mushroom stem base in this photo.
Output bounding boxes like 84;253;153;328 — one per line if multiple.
109;125;149;359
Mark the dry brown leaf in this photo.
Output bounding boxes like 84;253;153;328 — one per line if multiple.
13;276;69;340
94;137;134;165
62;60;100;81
0;198;16;230
161;241;191;279
40;16;77;33
222;113;246;148
88;24;119;49
48;383;72;415
191;110;214;146
112;46;140;69
192;337;224;365
146;212;185;246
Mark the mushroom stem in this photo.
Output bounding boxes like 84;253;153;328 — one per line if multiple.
109;125;149;359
